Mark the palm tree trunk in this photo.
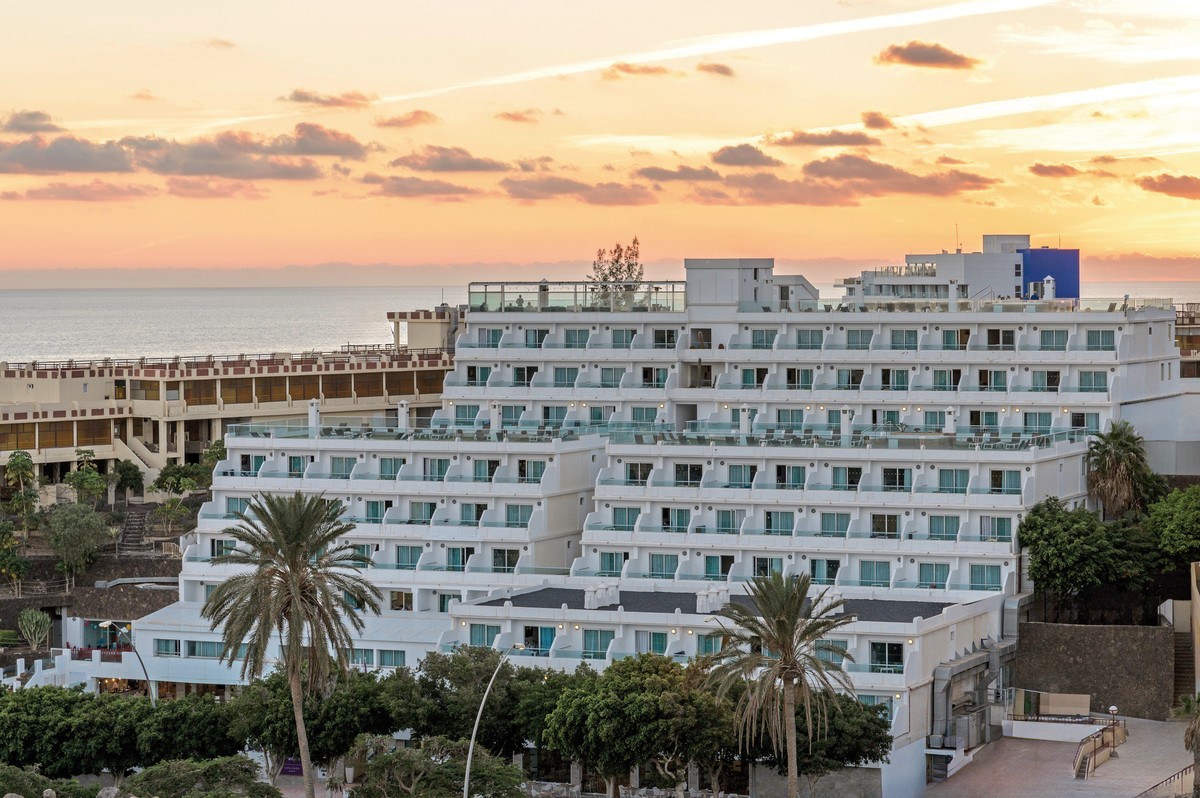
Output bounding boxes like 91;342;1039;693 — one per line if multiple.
1193;745;1199;798
289;669;317;798
784;679;799;798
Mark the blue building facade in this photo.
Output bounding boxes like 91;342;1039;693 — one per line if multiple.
1021;247;1080;299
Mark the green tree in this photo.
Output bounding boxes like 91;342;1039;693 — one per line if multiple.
1019;498;1122;620
18;608;51;652
350;735;523;798
510;663;595;767
0;686;92;777
113;458;144;504
414;647;523;756
65;456;107;509
379;664;423;733
1088;419;1157;518
4;449;38;536
124;755;282;798
308;668;398;778
201;491;382;798
61;691;153;788
153;461;208;494
151;477;196;537
139;693;241;765
0;763;99;798
199;438;228;488
590;236;642;283
1150;486;1200;562
1174;693;1200;798
47;503;107;587
227;673;300;784
777;693;893;797
708;572;856;798
0;519;30;597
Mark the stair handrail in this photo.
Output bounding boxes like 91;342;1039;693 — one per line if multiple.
1072;727;1106;779
1134;763;1194;798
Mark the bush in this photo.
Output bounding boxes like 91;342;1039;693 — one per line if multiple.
0;629;19;646
123;756;282;798
0;763;100;798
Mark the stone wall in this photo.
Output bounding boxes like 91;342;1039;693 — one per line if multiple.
753;764;881;798
1014;622;1174;720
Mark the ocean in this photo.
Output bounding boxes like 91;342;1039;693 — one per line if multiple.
0;281;1197;363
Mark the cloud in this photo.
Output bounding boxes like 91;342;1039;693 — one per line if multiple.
1092;195;1105;206
165;176;267;199
120;133;324;179
861;111;895;130
874;41;980;70
697;62;735;77
0;136;133;174
281;89;377;109
284;123;368;159
1135;173;1200;200
602;62;676;80
770;129;881;147
390;145;510;172
1029;162;1081;178
495;109;542;123
517;156;555;172
634;165;722;182
361;172;478;199
0;179;157;201
3;110;62;133
130;89;160;102
500;175;656;205
206;38;236;49
936;155;968;165
801;154;998;196
711;144;783;167
722;173;857;206
373;110;441;128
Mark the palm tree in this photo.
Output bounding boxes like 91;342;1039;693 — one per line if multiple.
709;572;856;798
1087;419;1151;518
202;491;381;798
4;450;37;535
1172;693;1200;798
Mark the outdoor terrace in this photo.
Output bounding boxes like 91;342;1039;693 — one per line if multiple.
739;297;1173;314
467;281;686;313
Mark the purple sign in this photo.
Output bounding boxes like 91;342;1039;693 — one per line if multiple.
281;758;304;775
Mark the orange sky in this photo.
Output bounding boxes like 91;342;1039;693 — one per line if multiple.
2;0;1199;280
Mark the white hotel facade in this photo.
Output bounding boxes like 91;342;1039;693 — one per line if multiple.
21;251;1194;796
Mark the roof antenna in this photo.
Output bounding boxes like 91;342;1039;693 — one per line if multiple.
955;223;961;254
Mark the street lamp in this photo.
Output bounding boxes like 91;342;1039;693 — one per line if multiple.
463;643;524;798
1109;706;1119;758
98;621;156;706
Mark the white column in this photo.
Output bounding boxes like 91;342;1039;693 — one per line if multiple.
307;399;320;436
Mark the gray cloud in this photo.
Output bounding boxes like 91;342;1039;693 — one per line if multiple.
3;110;62;133
723;173;857;206
802;154;998;196
1135;173;1200;200
634;165;722;182
0;179;157;201
373;110;441;128
362;172;479;198
874;41;980;70
500;176;656;205
861;111;895;130
711;144;783;167
0;136;133;174
771;129;881;147
390;145;510;172
697;62;735;77
495;109;542;123
166;176;267;199
281;89;377;109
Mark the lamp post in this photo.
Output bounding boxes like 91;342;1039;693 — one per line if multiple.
1109;705;1119;757
98;620;156;706
463;643;524;798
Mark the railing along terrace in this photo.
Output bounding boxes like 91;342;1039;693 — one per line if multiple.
3;346;450;372
467;281;686;313
226;418;669;442
740;297;1174;313
607;427;1088;450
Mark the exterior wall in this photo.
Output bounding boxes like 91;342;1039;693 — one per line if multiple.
1021;248;1080;300
1013;621;1174;719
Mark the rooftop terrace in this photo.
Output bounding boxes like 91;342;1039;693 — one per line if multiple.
741;297;1173;314
467;281;686;314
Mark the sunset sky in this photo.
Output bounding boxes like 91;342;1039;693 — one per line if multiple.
3;0;1200;283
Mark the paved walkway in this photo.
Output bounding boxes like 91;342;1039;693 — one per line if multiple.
926;718;1191;798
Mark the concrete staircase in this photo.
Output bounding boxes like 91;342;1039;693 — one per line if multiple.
118;507;153;555
1174;633;1194;705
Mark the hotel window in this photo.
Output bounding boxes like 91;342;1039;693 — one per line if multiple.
343;591;361;610
469;624;500;647
553;367;579;388
741;367;768;388
513;366;538;387
882;369;909;391
324;373;352;399
379;650;405;668
583;629;615;659
350;544;371;562
600;367;625;388
652;329;677;349
224;497;250;517
424;458;449;480
811;559;840;585
882;467;911;492
649;553;679;578
870;514;899;538
186;640;222;658
636;631;668;655
942;329;969;350
348;649;374;667
0;423;35;451
860;695;896;722
836;368;864;389
599;551;628;577
778;408;804;427
518;459;545;483
924;410;946;430
662;507;690;534
542;405;567;426
612;507;639;532
76;419;111;446
816;639;848;665
859;560;890;587
990;470;1021;495
474;459;500;481
612;328;636;349
221;378;253;404
631;406;658;424
435;594;455;613
492;549;519;573
929;515;960;540
396;545;422;569
478;328;502;347
154;639;181;657
699;633;724;656
918;562;949;589
460;503;485;526
765;511;794;536
624;462;651;485
642;367;668;388
672;463;701;487
796;329;823;350
980;516;1013;542
330;456;355;479
705;554;734;580
504;504;532;528
985;329;1015;351
564;328;589;348
466;365;490;386
291;375;320;400
969;410;999;432
455;404;480;425
408;501;435;524
785;368;813;390
379;457;405;479
820;512;850;536
390;591;414;612
970;564;1003;591
727;464;757;489
938;469;968;494
716;509;744;534
500;404;525;428
1024;412;1052;433
691;328;712;349
846;329;873;350
753;556;783;577
446;546;474;572
1079;371;1108;393
978;369;1007;391
776;464;804;489
932;369;961;391
1086;329;1116;351
1031;370;1061;392
590;405;615;424
211;538;236;558
523;626;557;655
751;329;777;350
1040;329;1068;351
1070;412;1100;433
832;466;861;490
525;328;549;347
870;642;904;673
890;329;917;350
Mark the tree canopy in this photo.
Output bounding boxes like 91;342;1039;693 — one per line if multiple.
589;237;642;284
47;503;107;583
1019;498;1122;608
